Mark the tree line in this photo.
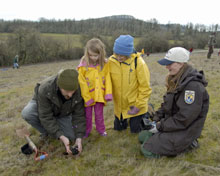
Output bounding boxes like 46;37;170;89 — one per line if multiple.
0;15;219;67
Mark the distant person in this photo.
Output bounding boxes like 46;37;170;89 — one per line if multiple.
108;34;152;133
139;47;209;158
207;32;216;59
22;69;86;155
141;48;145;57
13;55;19;69
141;48;145;55
189;47;193;53
77;38;112;138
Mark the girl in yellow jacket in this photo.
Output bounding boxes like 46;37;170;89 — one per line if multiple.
77;38;112;137
108;35;152;133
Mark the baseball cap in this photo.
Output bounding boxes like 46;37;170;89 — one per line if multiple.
158;47;190;65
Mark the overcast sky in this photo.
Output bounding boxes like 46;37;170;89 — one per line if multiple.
0;0;219;25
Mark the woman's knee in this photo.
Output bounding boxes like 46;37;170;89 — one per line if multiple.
138;130;152;144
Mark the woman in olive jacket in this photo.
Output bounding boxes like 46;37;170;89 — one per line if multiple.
139;47;209;157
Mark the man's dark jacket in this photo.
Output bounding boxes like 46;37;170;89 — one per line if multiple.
33;75;86;139
143;66;209;156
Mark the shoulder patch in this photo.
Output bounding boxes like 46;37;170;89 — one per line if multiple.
184;90;195;104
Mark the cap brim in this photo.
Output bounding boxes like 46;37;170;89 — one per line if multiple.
157;58;174;66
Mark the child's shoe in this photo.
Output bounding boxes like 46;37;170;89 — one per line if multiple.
100;131;107;136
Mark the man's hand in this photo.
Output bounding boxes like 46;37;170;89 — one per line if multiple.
74;138;82;154
59;135;71;154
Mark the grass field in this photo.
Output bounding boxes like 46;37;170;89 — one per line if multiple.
41;33;83;48
0;33;11;41
0;33;83;48
0;49;220;176
0;33;137;48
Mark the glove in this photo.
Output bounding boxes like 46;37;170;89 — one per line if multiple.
141;117;153;130
105;98;112;101
105;94;112;101
148;121;158;133
127;106;140;115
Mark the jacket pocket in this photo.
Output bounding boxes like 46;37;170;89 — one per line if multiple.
127;92;137;106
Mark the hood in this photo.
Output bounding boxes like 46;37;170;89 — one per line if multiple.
177;65;208;91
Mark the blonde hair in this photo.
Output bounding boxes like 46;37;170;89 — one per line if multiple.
81;38;106;70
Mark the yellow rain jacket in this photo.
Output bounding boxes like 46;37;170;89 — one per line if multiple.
77;60;112;107
108;53;152;119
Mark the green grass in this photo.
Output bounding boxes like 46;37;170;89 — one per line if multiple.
0;33;12;41
169;40;183;45
41;33;83;47
0;33;83;48
0;49;220;176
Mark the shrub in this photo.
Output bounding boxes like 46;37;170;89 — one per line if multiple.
136;33;169;53
59;47;84;60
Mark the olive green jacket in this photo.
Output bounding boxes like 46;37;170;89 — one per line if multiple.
33;75;86;139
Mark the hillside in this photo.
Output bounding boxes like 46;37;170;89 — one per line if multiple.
0;49;220;176
0;15;197;36
1;14;219;68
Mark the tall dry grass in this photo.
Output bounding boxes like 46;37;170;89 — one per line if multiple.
0;49;220;176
